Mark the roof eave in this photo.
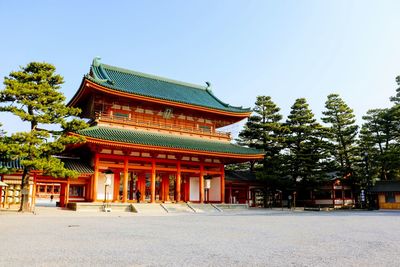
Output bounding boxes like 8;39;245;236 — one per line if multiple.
69;132;264;160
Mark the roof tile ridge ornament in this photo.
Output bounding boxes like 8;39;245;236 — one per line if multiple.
90;57;115;85
204;81;249;111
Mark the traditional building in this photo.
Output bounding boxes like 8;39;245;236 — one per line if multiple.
12;58;262;208
371;180;400;209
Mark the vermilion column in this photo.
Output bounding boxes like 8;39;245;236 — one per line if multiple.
220;165;225;203
151;160;156;203
176;161;181;202
93;154;99;201
113;172;120;202
66;179;70;205
122;158;128;203
199;164;204;203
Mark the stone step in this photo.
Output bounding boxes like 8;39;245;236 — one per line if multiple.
68;202;133;212
187;203;221;213
131;203;168;214
214;204;249;211
161;203;195;213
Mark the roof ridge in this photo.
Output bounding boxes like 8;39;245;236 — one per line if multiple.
99;63;208;91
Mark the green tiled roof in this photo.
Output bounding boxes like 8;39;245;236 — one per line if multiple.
0;159;22;169
62;158;93;174
0;158;93;174
76;126;263;156
86;58;250;114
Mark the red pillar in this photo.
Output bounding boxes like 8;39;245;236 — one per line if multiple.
220;165;225;203
176;161;181;202
122;158;128;203
151;160;156;203
199;164;204;203
114;171;120;202
93;153;99;201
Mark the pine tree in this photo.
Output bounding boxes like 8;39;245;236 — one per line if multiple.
285;98;327;185
360;108;400;181
322;94;358;179
237;96;286;173
0;62;87;211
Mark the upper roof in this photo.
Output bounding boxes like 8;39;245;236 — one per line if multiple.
74;126;263;157
370;180;400;192
81;58;250;114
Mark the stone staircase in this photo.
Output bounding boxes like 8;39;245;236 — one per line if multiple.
187;203;222;213
67;202;133;212
214;204;249;211
131;203;168;214
161;203;195;213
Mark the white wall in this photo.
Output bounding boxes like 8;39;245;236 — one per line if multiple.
189;177;199;201
209;177;221;202
97;174;114;201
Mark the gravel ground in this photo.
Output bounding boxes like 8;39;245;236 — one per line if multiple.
0;208;399;267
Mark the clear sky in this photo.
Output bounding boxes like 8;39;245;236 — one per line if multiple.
1;0;400;137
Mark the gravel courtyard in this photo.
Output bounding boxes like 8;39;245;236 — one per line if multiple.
0;209;399;267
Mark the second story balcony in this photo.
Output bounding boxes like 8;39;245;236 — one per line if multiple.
94;112;232;141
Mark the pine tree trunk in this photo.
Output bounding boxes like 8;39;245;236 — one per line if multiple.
18;168;30;212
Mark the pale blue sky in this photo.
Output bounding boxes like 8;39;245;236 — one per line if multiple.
1;0;400;137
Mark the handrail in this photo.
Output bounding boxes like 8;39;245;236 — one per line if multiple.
95;112;231;140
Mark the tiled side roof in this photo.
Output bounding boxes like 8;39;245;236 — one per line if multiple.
87;58;250;114
61;159;93;174
0;159;22;169
76;126;263;156
0;158;93;174
225;170;258;181
370;181;400;192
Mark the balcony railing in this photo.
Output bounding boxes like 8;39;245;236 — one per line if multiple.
95;112;231;140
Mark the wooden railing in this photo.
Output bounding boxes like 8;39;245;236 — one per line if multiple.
95;112;231;140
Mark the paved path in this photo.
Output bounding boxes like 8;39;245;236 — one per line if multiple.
0;209;399;266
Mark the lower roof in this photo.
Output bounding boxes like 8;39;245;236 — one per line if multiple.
370;181;400;192
0;158;93;174
74;126;263;158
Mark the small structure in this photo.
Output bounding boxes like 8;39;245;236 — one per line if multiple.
370;180;400;209
225;170;264;207
310;178;354;209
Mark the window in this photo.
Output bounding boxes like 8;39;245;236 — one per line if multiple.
385;192;396;203
335;190;343;198
314;190;332;199
69;185;84;197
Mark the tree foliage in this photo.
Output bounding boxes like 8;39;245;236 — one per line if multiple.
0;62;87;211
322;94;358;179
284;98;327;184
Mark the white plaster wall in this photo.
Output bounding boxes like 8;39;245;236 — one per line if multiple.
97;174;114;201
209;177;221;202
189;177;199;201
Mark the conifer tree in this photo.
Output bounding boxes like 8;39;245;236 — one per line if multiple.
360;108;400;180
322;94;358;178
237;96;286;174
285;98;327;185
0;62;87;211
